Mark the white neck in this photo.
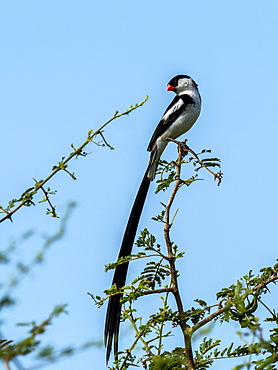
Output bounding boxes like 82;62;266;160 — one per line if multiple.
179;87;201;104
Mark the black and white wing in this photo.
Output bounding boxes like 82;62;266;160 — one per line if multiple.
147;94;195;152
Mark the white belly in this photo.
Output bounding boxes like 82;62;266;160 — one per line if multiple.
156;105;201;159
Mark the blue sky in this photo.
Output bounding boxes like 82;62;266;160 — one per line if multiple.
1;1;278;369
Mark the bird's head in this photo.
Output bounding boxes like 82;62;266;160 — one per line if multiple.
167;75;198;94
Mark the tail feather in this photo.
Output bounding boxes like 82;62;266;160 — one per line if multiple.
105;167;151;363
147;161;158;181
147;147;159;181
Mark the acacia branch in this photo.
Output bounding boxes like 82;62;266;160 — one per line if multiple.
188;147;222;185
191;305;231;333
0;96;148;223
161;140;223;370
163;142;195;370
253;274;277;291
192;272;278;333
143;287;174;295
167;138;223;185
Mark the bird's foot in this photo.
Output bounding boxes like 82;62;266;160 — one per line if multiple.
167;137;190;157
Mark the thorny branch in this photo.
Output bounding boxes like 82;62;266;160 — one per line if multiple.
0;96;148;223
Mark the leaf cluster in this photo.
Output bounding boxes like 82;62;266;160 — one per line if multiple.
154;149;221;194
133;260;170;290
194;337;262;369
216;262;278;330
0;203;75;314
148;348;189;369
0;304;67;363
183;300;211;326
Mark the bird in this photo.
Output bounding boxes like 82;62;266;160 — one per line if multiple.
104;74;201;364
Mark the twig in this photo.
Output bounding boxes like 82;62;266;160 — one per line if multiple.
167;138;223;185
99;131;114;150
191;305;231;333
0;96;148;223
37;182;58;218
253;275;277;291
142;287;174;295
258;298;277;320
158;292;170;355
120;306;154;369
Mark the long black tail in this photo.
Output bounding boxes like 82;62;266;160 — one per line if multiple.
104;167;151;364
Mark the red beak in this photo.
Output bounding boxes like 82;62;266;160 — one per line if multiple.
166;84;175;91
